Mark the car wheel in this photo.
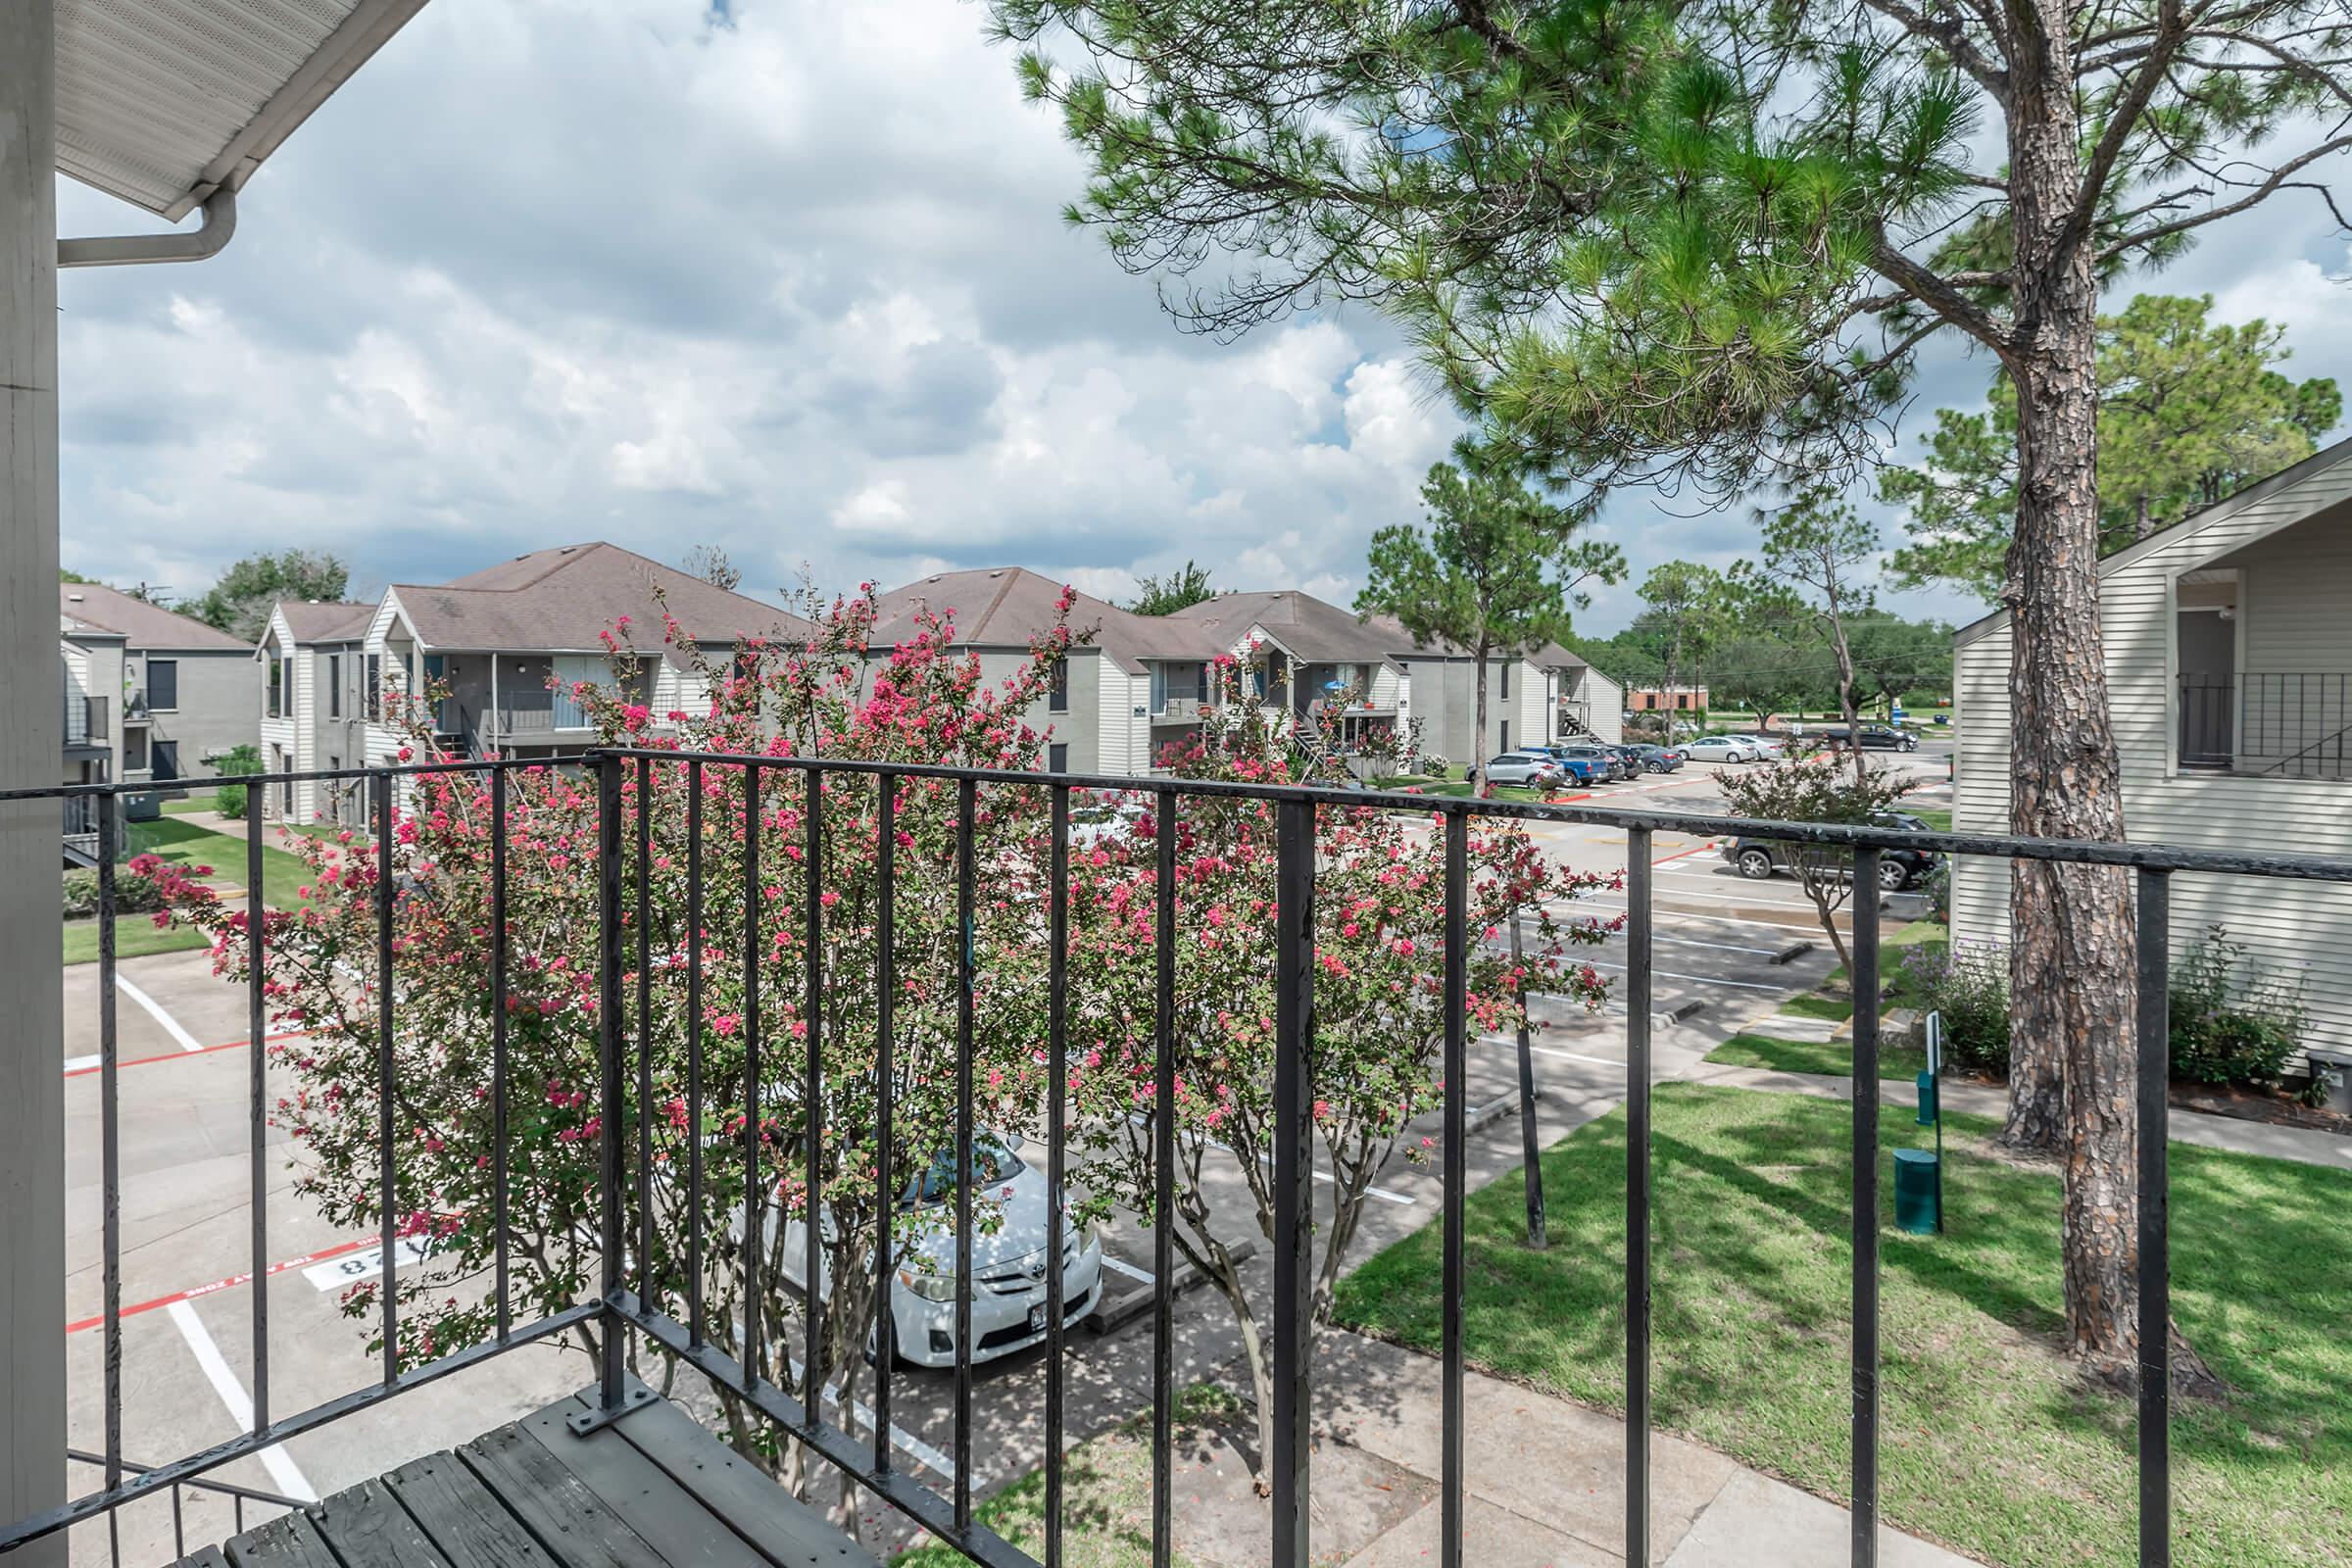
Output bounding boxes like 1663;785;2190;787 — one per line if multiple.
1878;858;1911;892
1737;849;1776;880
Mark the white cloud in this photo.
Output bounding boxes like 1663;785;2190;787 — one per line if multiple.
46;1;2352;635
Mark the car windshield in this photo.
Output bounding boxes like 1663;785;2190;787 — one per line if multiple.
904;1135;1024;1209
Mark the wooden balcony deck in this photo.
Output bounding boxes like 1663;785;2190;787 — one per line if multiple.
166;1384;879;1568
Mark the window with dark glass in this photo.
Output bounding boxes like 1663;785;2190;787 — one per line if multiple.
327;654;342;717
366;654;381;720
148;659;179;711
1048;656;1068;713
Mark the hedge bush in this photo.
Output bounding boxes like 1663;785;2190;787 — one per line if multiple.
1896;940;2011;1075
62;866;168;919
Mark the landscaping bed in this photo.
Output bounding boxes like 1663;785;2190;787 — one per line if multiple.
1333;1083;2352;1568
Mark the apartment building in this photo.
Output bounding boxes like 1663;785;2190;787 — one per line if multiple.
260;544;812;825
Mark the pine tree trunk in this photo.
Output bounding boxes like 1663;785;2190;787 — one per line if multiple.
2000;30;2158;1379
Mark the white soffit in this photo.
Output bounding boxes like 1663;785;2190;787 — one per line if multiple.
56;0;428;220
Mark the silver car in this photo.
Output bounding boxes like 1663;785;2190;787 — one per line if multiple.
1478;752;1566;787
779;1133;1105;1369
1681;735;1761;763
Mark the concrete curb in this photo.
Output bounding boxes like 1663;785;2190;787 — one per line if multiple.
1086;1238;1258;1336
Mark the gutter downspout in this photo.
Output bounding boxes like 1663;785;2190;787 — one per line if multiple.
58;187;236;269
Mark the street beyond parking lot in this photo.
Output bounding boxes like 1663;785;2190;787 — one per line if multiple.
55;741;1949;1565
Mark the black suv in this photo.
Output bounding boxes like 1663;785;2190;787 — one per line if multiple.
1722;811;1939;891
1816;724;1919;752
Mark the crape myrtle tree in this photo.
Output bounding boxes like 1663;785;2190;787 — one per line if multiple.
152;589;1076;1528
1717;757;1920;982
1356;440;1625;796
986;0;2352;1387
1062;661;1617;1492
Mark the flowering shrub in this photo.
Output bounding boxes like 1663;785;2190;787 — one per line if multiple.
2168;925;2308;1086
151;584;1616;1512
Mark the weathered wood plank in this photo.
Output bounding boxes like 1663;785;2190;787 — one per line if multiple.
222;1509;340;1568
385;1450;564;1568
608;1394;879;1568
459;1422;672;1568
515;1399;766;1568
308;1477;456;1568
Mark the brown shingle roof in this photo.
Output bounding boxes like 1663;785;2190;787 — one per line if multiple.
1169;589;1402;667
59;581;251;651
869;567;1222;674
389;543;811;653
277;601;376;642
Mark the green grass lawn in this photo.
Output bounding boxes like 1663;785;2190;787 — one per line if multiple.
1909;807;1952;832
160;791;221;816
1406;779;1559;803
894;1388;1230;1568
1778;993;1856;1022
1334;1084;2351;1568
1706;1031;1931;1081
64;819;320;965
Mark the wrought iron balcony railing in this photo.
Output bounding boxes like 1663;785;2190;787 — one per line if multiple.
5;753;2350;1568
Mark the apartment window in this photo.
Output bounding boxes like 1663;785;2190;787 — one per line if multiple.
366;654;381;720
1049;743;1069;774
1048;656;1068;713
327;654;342;718
1498;719;1510;753
1499;662;1510;701
267;658;283;718
1150;662;1167;714
147;659;179;711
151;740;180;781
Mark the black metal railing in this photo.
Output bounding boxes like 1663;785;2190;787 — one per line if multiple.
66;1450;297;1565
6;753;2352;1568
2179;671;2352;778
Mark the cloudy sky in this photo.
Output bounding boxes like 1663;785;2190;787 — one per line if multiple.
55;0;2352;634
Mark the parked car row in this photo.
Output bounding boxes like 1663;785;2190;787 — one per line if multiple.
1473;741;1688;790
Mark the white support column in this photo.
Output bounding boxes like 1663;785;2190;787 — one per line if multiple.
2;1;68;1557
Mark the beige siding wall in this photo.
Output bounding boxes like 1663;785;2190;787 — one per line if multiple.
1953;479;2352;1058
1584;669;1625;745
2223;518;2352;769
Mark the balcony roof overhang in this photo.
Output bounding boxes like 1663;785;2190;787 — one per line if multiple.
56;0;428;221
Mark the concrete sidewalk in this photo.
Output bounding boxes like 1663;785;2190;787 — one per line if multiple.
1303;1332;1973;1568
1683;1057;2352;1170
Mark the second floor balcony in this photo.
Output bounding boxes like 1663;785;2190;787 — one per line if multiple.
9;755;2349;1568
2177;671;2352;779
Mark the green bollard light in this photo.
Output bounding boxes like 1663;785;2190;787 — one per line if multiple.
1915;1068;1938;1125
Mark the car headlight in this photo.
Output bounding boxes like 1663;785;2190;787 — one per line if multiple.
896;1266;959;1302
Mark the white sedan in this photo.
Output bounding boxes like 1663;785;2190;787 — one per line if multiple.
778;1133;1105;1369
1681;735;1762;763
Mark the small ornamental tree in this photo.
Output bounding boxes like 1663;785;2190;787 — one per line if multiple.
1716;757;1921;983
155;587;1078;1527
1062;662;1617;1492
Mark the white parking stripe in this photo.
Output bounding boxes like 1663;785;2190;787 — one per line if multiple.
1576;958;1788;992
166;1300;317;1501
1100;1254;1153;1284
119;976;205;1053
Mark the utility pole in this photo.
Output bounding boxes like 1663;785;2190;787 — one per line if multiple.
2;3;69;1560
